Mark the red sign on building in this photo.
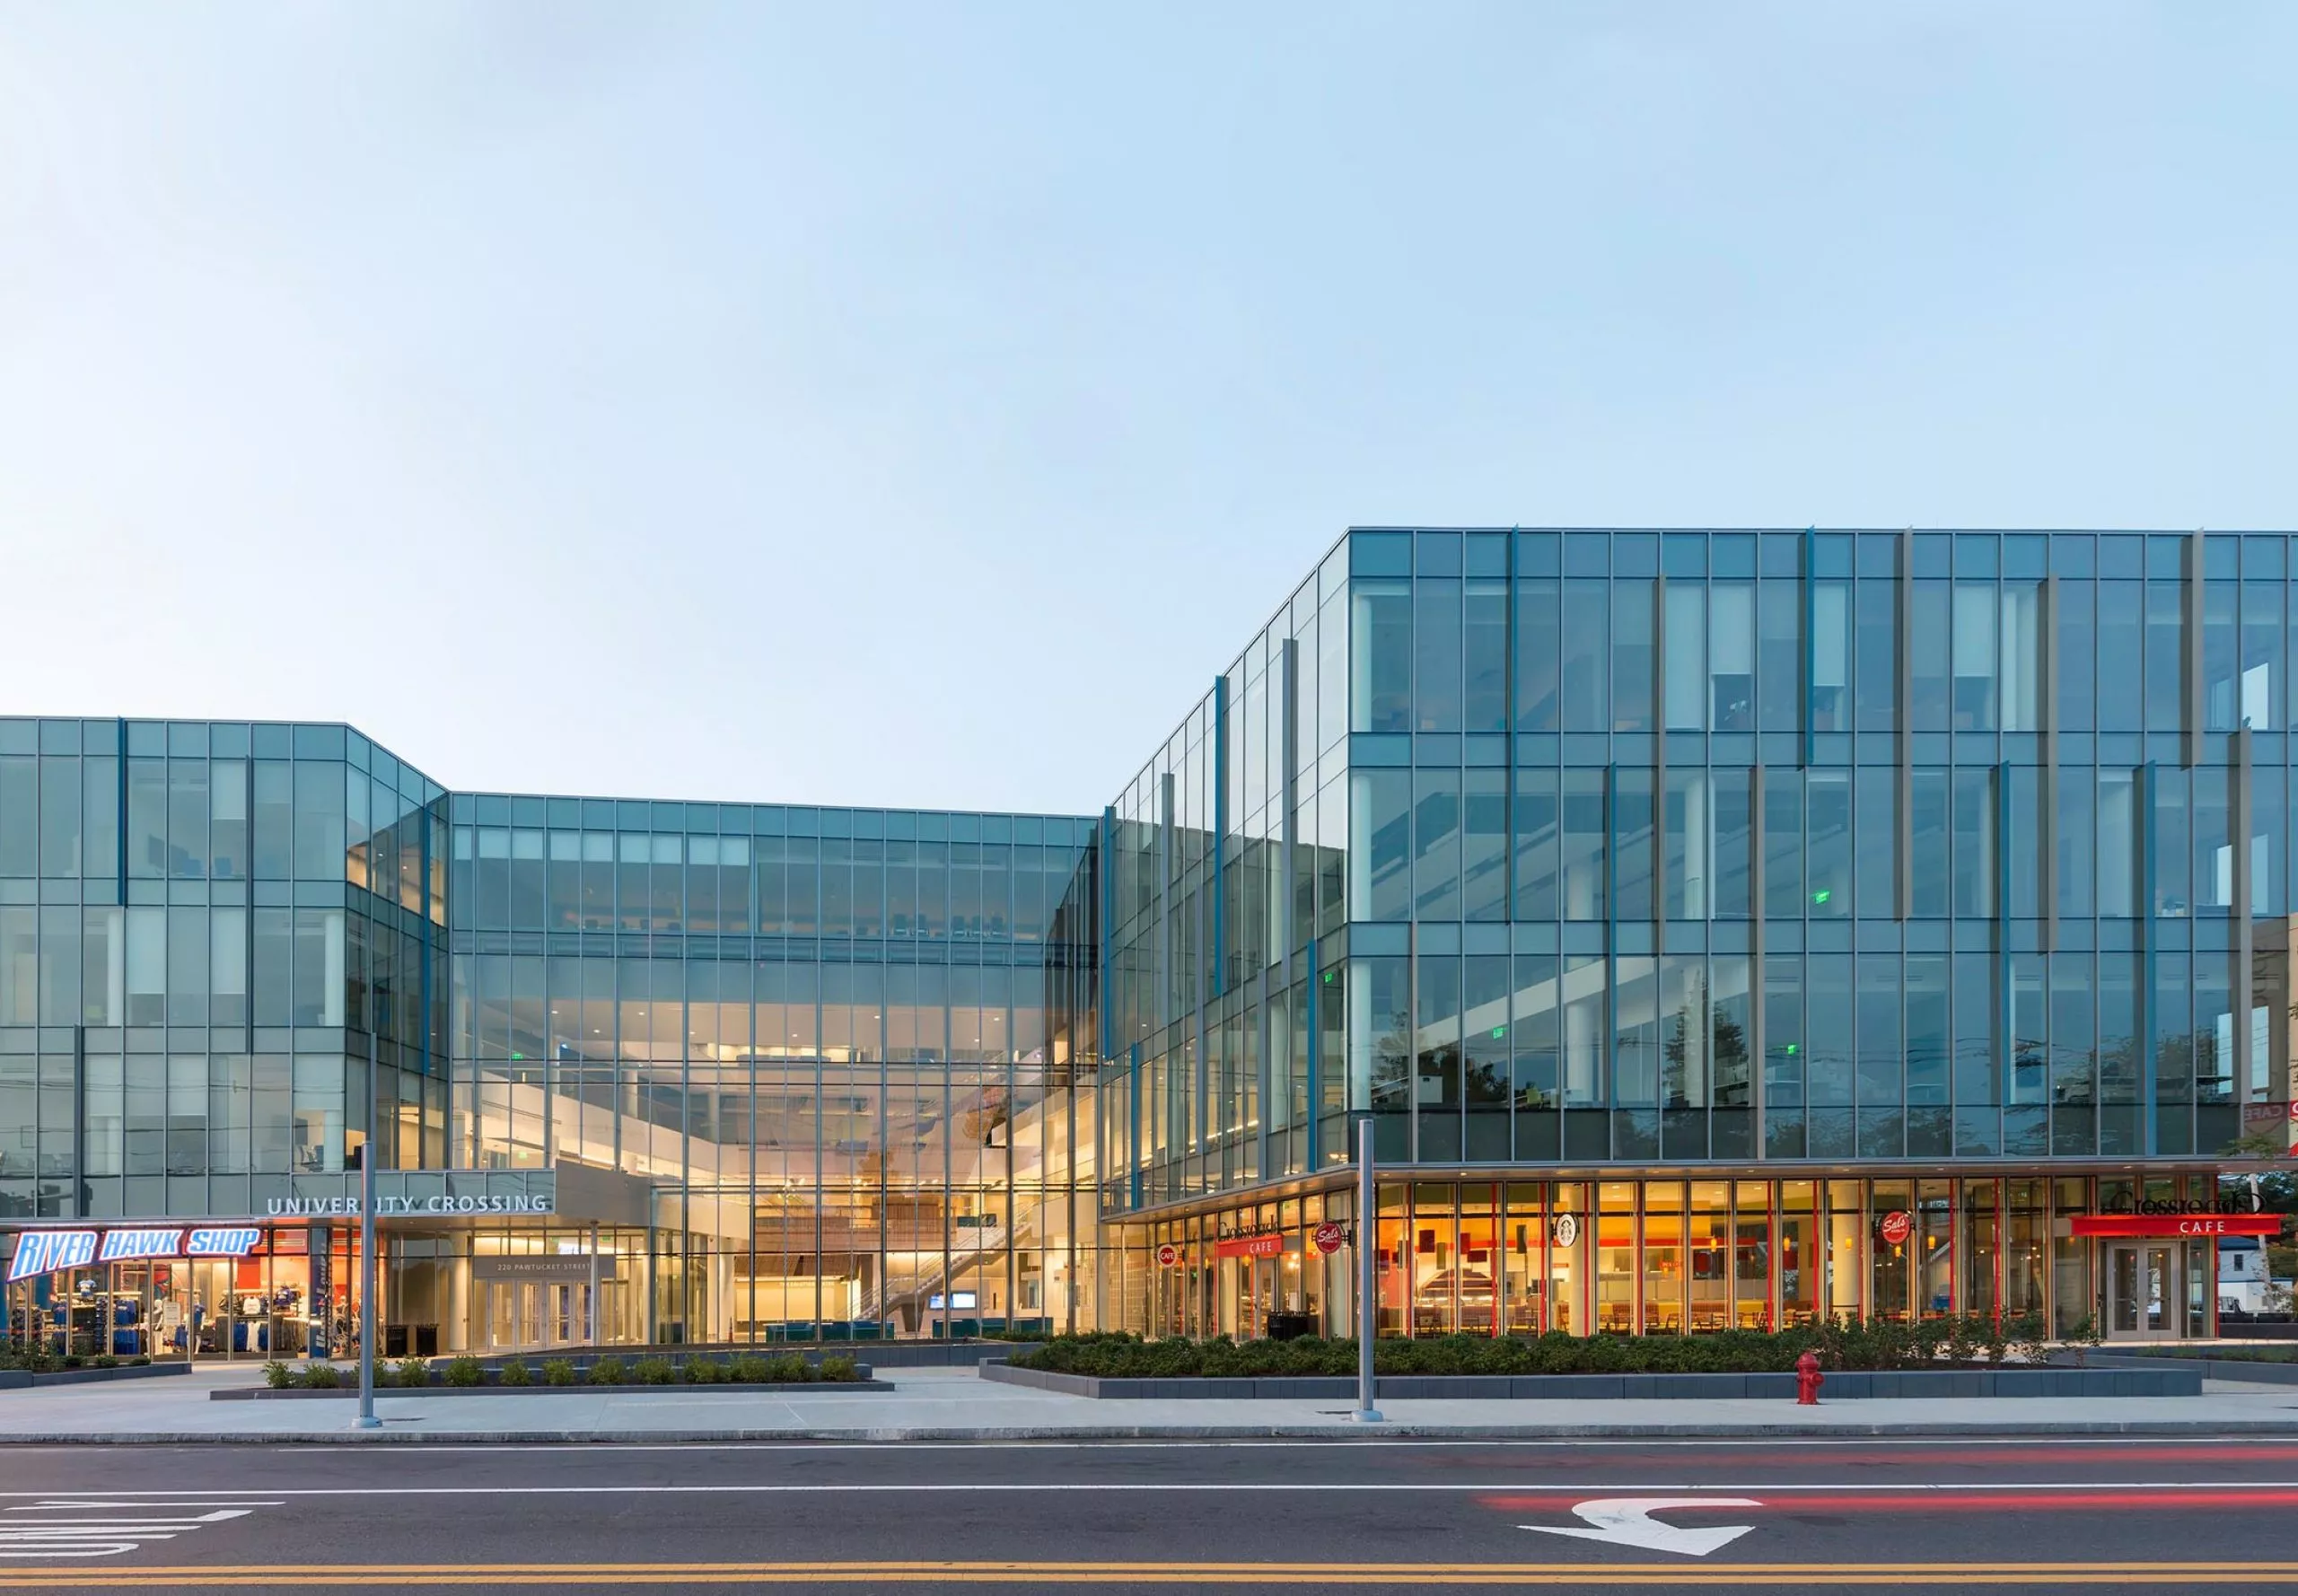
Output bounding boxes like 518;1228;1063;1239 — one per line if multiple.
1311;1221;1347;1256
1213;1233;1285;1259
1154;1242;1181;1267
1878;1210;1913;1247
2071;1215;2281;1238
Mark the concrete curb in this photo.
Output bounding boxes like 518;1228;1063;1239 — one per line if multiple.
4;1419;2298;1443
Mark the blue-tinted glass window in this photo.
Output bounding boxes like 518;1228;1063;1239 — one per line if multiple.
1465;581;1508;732
1415;530;1462;576
1412;579;1462;732
1613;769;1653;919
1515;577;1560;732
1351;531;1410;576
1854;579;1897;732
1412;769;1460;920
1560;770;1606;921
1560;581;1607;732
1350;579;1412;734
1610;581;1654;732
1512;768;1558;921
2145;582;2184;732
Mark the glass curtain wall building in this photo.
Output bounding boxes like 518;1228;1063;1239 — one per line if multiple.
6;527;2294;1355
1089;529;2295;1346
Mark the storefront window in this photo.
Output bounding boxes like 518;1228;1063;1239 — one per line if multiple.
1596;1182;1636;1333
1374;1184;1407;1337
1779;1180;1818;1326
1551;1181;1587;1335
1643;1183;1684;1334
1916;1179;1955;1319
1961;1179;1997;1320
1732;1180;1771;1330
1688;1182;1730;1331
1503;1183;1542;1334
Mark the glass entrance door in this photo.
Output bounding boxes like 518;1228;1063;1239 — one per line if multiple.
485;1282;592;1351
2104;1243;2183;1340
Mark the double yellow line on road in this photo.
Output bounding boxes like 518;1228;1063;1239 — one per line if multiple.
5;1564;2298;1588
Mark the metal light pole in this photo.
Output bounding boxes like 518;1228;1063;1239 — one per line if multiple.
355;1011;381;1430
1350;1116;1383;1424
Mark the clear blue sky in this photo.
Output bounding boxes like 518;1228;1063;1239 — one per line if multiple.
2;4;2291;813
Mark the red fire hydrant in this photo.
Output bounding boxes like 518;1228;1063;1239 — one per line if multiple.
1794;1350;1825;1406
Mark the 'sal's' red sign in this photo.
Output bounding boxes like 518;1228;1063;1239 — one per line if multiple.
1214;1233;1285;1259
2071;1215;2281;1238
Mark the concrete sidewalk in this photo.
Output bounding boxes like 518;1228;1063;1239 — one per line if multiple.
2;1364;2296;1442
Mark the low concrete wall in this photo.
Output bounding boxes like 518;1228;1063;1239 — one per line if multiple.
2083;1352;2298;1386
215;1376;889;1400
980;1361;2202;1399
455;1342;1031;1371
1;1364;192;1390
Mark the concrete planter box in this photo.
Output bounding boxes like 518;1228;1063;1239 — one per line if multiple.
0;1363;191;1390
215;1375;888;1400
2081;1352;2298;1387
980;1360;2200;1399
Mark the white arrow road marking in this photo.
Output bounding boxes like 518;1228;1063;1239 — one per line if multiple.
1520;1496;1762;1558
0;1501;277;1560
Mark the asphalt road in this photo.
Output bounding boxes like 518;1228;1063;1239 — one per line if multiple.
3;1436;2298;1592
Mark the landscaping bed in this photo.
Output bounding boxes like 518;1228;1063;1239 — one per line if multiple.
234;1351;871;1394
1003;1320;2057;1379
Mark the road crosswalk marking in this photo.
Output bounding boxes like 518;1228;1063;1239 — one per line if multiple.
0;1500;279;1559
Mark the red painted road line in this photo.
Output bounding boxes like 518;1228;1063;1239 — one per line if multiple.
1444;1444;2298;1469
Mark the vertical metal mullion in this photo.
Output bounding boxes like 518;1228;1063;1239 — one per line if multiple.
2041;573;2060;951
1407;919;1420;1168
2139;762;2159;1155
1995;760;2013;1134
1653;574;1669;925
1213;675;1229;995
1749;764;1767;1144
1604;767;1618;1161
1282;636;1301;1166
1802;526;1818;767
2185;530;2206;770
2232;728;2254;1109
71;1024;85;1222
1897;531;1914;918
1504;528;1518;920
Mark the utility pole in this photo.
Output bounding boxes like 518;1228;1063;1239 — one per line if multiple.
355;990;382;1431
1350;1116;1382;1423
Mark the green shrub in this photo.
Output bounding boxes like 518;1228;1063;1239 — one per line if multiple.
727;1355;772;1384
129;1355;151;1366
1004;1322;2004;1380
499;1358;533;1386
767;1353;808;1383
391;1356;429;1388
263;1360;292;1390
443;1355;485;1388
61;1355;83;1370
541;1358;578;1386
631;1356;677;1386
588;1356;627;1386
682;1358;728;1384
297;1362;342;1389
91;1354;118;1369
